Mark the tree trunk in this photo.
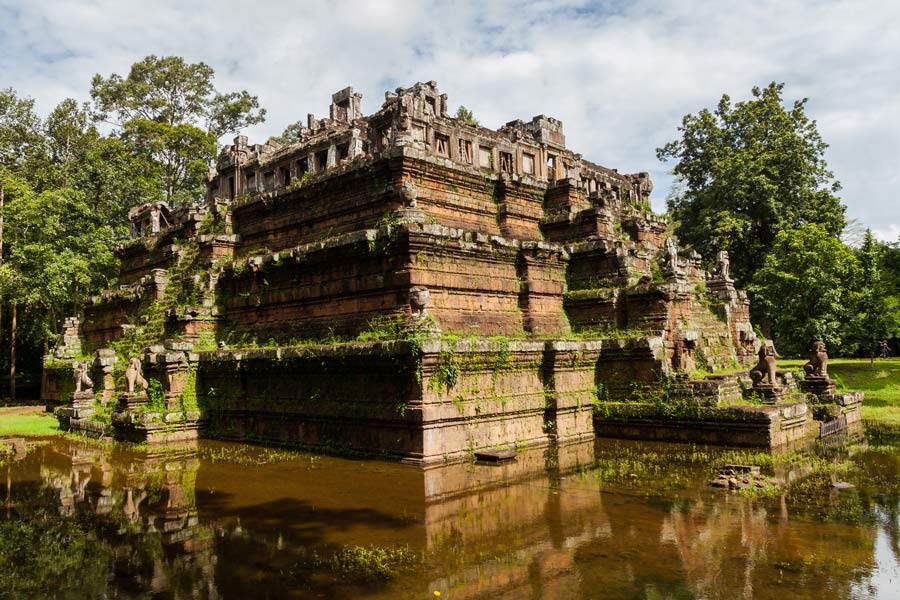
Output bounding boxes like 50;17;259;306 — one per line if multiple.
10;303;16;403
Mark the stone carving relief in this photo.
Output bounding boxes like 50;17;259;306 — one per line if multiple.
408;286;430;321
397;179;418;208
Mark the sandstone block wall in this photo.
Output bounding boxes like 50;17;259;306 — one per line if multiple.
189;339;601;464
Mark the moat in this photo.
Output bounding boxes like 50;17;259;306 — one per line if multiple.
3;426;899;599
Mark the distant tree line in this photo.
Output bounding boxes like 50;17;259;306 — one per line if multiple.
659;82;900;356
0;55;265;398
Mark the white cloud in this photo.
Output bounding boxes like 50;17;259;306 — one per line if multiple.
1;0;898;235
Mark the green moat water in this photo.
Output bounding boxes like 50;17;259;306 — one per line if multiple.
2;429;900;599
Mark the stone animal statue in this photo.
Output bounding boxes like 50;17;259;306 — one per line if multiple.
664;237;679;272
397;179;418;208
803;341;829;378
124;357;148;394
749;344;777;386
73;361;93;393
408;286;430;321
711;250;731;280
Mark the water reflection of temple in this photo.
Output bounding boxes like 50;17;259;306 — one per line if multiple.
7;437;897;599
35;440;219;599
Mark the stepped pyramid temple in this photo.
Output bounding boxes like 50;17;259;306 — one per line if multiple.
42;81;861;463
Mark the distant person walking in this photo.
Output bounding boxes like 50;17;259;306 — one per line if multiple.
880;340;892;359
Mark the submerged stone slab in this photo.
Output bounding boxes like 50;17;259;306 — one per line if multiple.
474;449;517;463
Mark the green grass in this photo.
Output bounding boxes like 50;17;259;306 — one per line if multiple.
0;408;62;437
781;357;900;426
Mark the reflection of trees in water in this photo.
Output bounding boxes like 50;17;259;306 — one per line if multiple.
6;439;218;599
572;445;888;600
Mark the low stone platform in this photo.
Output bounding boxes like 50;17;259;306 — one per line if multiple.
193;338;603;465
111;410;200;444
595;402;818;448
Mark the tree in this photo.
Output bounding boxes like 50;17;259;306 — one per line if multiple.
748;224;859;355
0;89;43;399
91;55;266;204
846;231;900;357
268;120;305;146
657;83;845;289
0;173;119;349
456;106;479;126
0;88;42;171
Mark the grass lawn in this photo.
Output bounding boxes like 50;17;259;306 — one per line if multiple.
781;357;900;426
0;406;62;437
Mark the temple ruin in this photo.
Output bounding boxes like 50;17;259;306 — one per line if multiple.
42;81;860;462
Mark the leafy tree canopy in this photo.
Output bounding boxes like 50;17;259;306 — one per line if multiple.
657;82;845;288
91;55;266;204
748;223;859;355
0;88;42;171
456;105;479;126
267;120;305;146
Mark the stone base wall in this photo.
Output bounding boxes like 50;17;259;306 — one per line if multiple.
595;402;819;448
190;340;599;465
217;223;572;343
232;159;396;256
82;296;145;345
593;337;669;400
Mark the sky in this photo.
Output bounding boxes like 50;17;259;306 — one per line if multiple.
1;0;898;241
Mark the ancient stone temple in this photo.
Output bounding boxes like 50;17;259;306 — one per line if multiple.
44;81;782;462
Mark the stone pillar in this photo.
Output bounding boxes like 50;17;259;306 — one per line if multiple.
93;348;118;406
349;129;363;159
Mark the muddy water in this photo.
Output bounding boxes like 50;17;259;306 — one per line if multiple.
2;431;900;599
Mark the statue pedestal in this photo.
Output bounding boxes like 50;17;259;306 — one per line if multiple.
800;376;836;398
750;384;785;405
70;390;96;417
393;206;425;225
118;391;149;412
55;390;97;429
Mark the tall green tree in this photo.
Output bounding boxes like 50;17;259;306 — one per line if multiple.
846;231;900;356
748;223;859;355
0;89;44;398
91;55;266;204
657;83;845;289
